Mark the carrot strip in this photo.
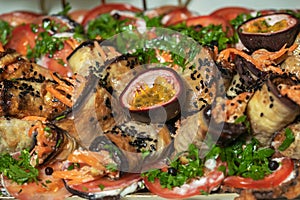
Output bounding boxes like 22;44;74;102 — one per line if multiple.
94;40;107;60
46;85;73;107
218;48;261;69
67;151;106;171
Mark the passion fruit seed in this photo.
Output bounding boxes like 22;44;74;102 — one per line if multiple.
244;18;288;33
131;76;176;109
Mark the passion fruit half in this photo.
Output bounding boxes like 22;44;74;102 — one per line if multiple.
119;67;186;123
238;13;300;52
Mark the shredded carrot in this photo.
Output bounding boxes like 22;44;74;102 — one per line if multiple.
67;151;106;171
46;85;73;107
0;43;4;52
65;38;81;50
218;48;260;69
28;124;43;137
94;40;107;60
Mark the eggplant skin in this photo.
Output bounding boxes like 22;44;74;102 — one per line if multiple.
0;117;33;153
247;79;300;145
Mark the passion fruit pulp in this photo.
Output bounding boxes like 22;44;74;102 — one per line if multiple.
238;13;300;52
119;67;186;123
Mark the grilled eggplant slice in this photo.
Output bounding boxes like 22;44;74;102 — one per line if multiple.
55;85;126;148
247;75;300;145
103;121;173;172
0;79;68;119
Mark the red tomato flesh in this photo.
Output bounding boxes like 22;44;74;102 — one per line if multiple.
223;158;294;189
143;170;224;199
0;11;42;27
82;3;142;26
210;7;252;21
3;162;71;200
67;173;141;193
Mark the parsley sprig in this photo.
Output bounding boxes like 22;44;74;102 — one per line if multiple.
0;149;39;184
143;144;204;189
220;138;275;180
0;20;12;45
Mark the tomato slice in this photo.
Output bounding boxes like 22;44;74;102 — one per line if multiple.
64;173;141;199
143;170;224;199
162;7;194;26
185;15;234;36
82;3;142;26
40;41;74;76
3;162;71;200
69;9;89;24
5;23;36;56
210;7;253;21
223;158;294;189
0;11;42;27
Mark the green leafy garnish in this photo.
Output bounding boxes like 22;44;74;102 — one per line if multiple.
0;20;12;45
0;149;39;184
278;128;295;151
143;144;204;189
220;138;274;180
168;22;232;51
57;2;72;16
27;32;65;59
106;163;117;172
99;184;105;191
87;13;132;40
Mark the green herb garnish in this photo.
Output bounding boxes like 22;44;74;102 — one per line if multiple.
0;149;39;184
143;144;204;189
278;128;295;151
0;20;12;45
99;184;105;191
220;138;274;180
106;163;117;172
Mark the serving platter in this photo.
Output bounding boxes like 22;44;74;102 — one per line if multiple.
0;1;299;200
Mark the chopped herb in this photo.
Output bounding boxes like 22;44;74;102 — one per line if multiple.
200;190;209;195
82;186;88;191
56;138;62;148
220;138;275;180
99;184;105;191
278;128;295;151
0;20;12;45
44;126;51;132
45;179;52;184
27;32;65;60
86;13;131;40
106;163;117;172
234;115;247;124
57;2;72;16
141;150;151;159
55;115;66;121
0;149;39;184
143;144;204;189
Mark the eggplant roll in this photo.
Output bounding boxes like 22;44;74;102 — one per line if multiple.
0;79;68;119
247;76;300;145
0;48;53;81
55;85;126;148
